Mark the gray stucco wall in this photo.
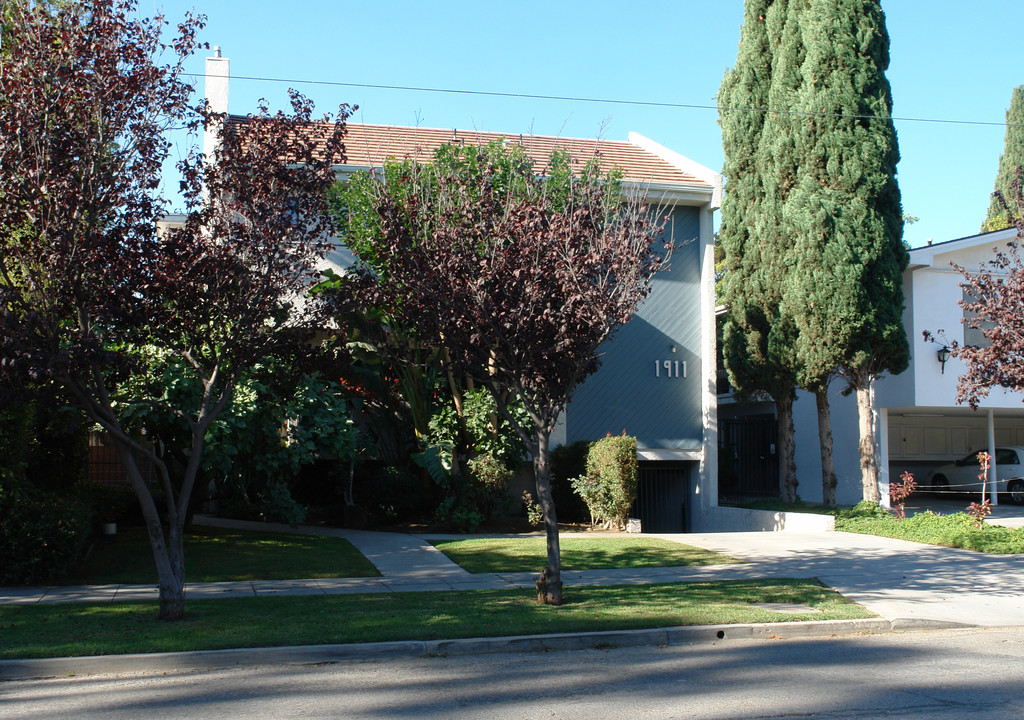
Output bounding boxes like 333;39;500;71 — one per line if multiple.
564;206;703;450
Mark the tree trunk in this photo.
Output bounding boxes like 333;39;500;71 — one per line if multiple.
115;440;187;621
856;384;880;503
815;389;838;506
776;394;798;502
532;427;562;605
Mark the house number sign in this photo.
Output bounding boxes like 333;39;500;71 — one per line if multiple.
655;360;687;378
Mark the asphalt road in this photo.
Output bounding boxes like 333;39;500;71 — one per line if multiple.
4;627;1022;719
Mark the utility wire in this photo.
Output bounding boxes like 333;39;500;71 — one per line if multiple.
184;72;1021;129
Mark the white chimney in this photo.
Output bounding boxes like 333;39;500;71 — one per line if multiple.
203;50;229;162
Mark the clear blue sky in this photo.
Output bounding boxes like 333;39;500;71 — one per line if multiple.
153;0;1024;249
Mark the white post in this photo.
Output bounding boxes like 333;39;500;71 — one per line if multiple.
699;203;719;521
987;408;999;506
878;406;891;508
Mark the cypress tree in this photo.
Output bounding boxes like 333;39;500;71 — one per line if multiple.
983;86;1024;233
783;0;908;503
719;0;801;501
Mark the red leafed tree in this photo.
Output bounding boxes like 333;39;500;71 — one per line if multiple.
949;171;1024;409
0;0;349;619
349;143;667;604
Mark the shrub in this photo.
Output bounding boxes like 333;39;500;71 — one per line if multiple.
0;471;93;585
77;481;135;525
467;453;514;517
571;434;638;529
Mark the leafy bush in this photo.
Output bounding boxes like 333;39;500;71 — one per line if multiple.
417;388;526;529
0;389;88;494
355;464;432;522
467;453;514;517
202;372;358;520
433;496;484;533
571;434;638;529
0;471;93;584
77;481;135;524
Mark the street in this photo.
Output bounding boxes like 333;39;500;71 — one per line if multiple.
3;627;1022;719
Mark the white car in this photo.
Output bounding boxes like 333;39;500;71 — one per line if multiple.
927;447;1024;504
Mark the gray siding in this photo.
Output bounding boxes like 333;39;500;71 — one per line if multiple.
564;206;703;449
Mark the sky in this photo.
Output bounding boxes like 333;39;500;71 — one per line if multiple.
151;0;1024;250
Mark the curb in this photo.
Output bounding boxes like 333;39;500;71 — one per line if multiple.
0;617;969;682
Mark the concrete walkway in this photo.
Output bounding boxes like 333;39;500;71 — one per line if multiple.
3;514;1024;628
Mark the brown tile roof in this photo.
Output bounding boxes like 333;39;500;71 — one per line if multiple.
228;116;712;190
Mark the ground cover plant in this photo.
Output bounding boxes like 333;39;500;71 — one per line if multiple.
430;537;741;574
834;502;1024;554
64;527;378;585
0;579;870;659
738;497;1024;553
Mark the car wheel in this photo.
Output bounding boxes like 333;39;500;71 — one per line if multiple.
1007;479;1024;506
932;474;948;493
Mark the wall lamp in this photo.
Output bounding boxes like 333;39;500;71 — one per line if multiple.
937;345;951;374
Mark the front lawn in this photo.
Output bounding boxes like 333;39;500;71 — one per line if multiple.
64;526;379;584
431;536;741;573
0;578;869;659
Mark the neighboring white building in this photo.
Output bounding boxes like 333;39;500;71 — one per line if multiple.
722;226;1024;508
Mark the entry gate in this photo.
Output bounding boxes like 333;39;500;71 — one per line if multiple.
632;462;690;533
718;414;780;502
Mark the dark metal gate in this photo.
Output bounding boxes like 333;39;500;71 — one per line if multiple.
632;462;690;533
719;415;780;502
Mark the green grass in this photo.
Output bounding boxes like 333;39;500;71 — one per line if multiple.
0;579;871;659
835;505;1024;553
431;536;741;573
64;526;379;584
737;499;836;515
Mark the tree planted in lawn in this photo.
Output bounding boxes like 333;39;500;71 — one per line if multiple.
347;142;667;603
0;0;350;619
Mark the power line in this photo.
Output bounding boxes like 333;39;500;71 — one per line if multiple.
183;72;1021;129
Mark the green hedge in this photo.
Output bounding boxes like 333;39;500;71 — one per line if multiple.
0;471;94;585
571;434;638;529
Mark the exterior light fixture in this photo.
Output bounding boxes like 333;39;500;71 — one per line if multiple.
937;345;951;374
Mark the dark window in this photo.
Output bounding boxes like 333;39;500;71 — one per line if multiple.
963;288;994;348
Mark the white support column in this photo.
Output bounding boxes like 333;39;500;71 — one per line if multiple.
878;406;891;508
698;203;719;520
988;408;999;505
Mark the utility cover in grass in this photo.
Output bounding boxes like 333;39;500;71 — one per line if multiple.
750;602;822;614
431;537;742;574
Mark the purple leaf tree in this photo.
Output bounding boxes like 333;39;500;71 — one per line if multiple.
349;144;667;604
0;0;349;619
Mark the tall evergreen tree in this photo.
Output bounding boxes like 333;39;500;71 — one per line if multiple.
983;85;1024;233
783;0;908;503
719;0;802;502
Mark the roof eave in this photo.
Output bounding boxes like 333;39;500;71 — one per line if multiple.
628;132;722;209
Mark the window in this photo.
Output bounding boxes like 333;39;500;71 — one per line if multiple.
996;449;1020;466
962;288;994;348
